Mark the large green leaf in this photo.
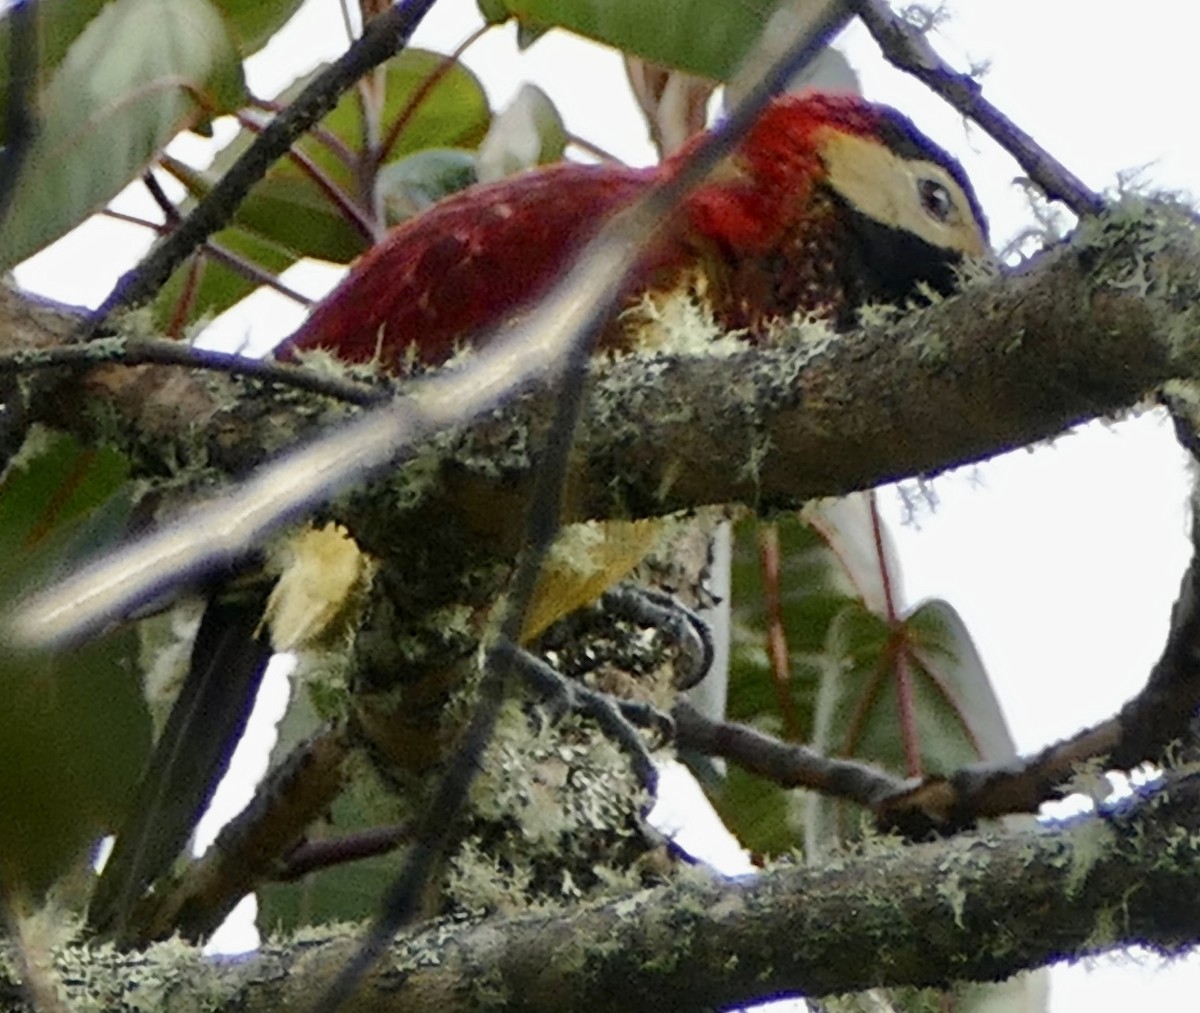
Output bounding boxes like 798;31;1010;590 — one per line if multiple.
0;633;150;896
208;48;489;247
0;0;246;271
705;497;1018;859
0;430;133;596
0;432;150;895
0;0;109;140
700;498;1039;1012
699;513;858;855
478;0;793;81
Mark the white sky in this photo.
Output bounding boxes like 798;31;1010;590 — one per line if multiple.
14;0;1200;1008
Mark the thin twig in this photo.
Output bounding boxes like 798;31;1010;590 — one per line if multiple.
100;208;315;307
674;700;907;807
0;337;384;405
137;176;199;336
566;131;627;165
278;824;412;882
852;0;1103;219
203;239;314;307
142;171;183;225
84;0;442;334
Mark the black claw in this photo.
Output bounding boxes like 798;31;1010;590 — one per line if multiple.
599;585;715;690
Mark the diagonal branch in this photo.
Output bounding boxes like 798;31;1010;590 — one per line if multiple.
854;0;1104;218
5;195;1200;649
673;700;907;805
13;770;1200;1011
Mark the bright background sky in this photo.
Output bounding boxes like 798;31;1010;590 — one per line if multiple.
13;1;1200;1009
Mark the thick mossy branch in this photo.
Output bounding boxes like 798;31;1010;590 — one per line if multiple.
8;771;1200;1011
4;198;1196;553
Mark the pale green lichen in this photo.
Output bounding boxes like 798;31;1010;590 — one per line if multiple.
447;838;536;915
620;288;747;358
936;869;968;930
1064;818;1116;898
22;934;236;1013
738;430;774;491
442;689;655;915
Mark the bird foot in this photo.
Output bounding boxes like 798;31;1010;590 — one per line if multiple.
598;584;714;691
507;645;672;792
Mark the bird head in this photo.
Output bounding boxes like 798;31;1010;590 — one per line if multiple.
675;92;990;331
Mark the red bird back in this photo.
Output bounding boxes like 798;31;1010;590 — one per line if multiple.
283;162;656;369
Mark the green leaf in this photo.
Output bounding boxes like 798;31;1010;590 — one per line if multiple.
480;0;793;81
209;0;307;56
0;633;151;895
207;47;489;234
705;499;1019;862
322;48;491;172
801;599;1016;851
0;0;110;140
0;432;150;895
705;757;798;860
698;513;861;856
726;513;857;734
905;599;1018;765
0;430;133;597
0;0;247;271
476;0;510;24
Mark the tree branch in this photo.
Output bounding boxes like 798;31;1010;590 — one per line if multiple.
9;770;1200;1011
853;0;1104;217
4;197;1197;640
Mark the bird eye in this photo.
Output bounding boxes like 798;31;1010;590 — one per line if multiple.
918;178;956;222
